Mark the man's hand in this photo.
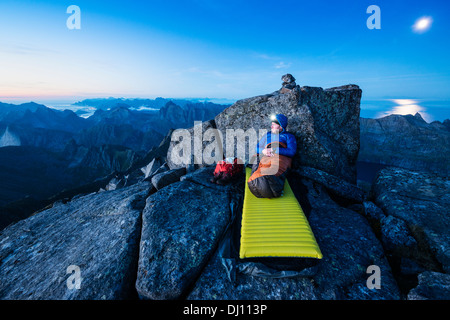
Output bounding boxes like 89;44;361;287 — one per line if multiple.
263;148;274;157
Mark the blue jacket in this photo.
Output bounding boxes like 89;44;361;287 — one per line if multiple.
256;130;297;158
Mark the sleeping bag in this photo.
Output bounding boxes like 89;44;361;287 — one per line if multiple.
247;142;292;198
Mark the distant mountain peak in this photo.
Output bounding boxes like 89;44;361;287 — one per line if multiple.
414;112;426;122
0;126;21;147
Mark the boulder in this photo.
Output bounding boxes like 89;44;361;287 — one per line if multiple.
104;176;123;191
407;271;450;300
292;166;365;203
214;82;361;184
151;167;186;190
106;128;174;190
372;166;450;273
148;162;170;179
136;169;244;300
166;119;221;170
380;215;417;252
0;182;150;300
363;201;386;222
141;157;163;180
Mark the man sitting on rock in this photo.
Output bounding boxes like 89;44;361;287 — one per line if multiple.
248;114;297;198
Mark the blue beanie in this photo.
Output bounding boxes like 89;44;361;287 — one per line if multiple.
274;114;288;132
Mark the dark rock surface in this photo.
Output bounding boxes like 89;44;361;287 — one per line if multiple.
372;167;450;273
407;271;450;300
367;166;450;298
136;169;243;300
293;166;365;203
0;182;150;299
380;215;417;252
151;167;186;190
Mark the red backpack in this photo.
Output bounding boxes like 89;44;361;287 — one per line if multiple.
212;157;244;182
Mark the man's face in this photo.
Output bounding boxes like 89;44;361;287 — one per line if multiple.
271;122;282;133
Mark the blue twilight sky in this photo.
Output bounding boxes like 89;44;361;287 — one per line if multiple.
1;0;450;107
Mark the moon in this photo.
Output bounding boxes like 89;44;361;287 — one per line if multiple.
412;16;433;33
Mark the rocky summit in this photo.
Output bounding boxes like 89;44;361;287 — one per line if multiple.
214;81;361;184
0;75;449;300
